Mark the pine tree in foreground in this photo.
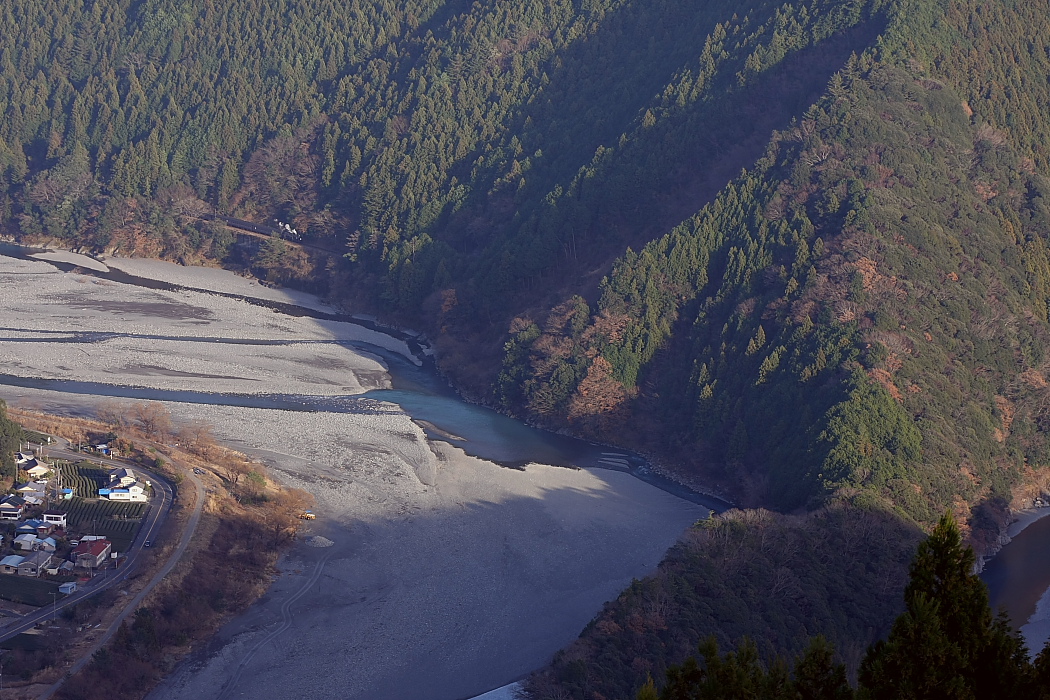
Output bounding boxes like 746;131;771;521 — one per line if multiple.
642;512;1050;699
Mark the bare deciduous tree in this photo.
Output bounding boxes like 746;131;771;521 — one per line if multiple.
129;402;172;439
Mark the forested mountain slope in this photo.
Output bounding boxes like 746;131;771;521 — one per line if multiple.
522;0;1050;696
2;0;890;305
7;0;1050;696
4;0;1050;565
503;0;1050;543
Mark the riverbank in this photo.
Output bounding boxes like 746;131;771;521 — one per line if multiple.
984;506;1050;655
0;252;709;699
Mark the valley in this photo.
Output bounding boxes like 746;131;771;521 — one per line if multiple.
0;249;715;699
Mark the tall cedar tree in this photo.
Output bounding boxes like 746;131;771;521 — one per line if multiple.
858;512;1032;699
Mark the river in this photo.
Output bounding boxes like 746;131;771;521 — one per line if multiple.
984;511;1050;653
0;245;723;699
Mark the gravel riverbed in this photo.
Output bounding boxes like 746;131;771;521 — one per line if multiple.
0;253;706;700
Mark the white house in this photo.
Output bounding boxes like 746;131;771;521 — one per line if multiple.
42;510;67;528
0;496;25;521
109;468;136;488
100;483;147;502
14;533;37;551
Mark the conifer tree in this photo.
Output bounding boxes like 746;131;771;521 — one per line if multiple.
858;512;1032;699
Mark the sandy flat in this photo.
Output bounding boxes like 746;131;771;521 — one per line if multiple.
0;252;705;700
0;256;394;395
30;250;110;272
104;257;329;312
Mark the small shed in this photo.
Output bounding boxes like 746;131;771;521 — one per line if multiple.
59;581;77;594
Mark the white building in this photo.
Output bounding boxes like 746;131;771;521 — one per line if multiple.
109;468;137;488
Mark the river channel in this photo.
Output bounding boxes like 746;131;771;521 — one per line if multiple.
0;245;722;699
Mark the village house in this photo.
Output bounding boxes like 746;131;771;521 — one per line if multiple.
73;539;112;569
0;496;25;520
109;468;136;488
47;561;74;576
42;510;67;528
39;536;57;552
0;555;24;574
15;450;50;474
14;533;37;551
18;550;54;577
15;481;47;500
25;462;51;479
16;519;52;537
99;483;147;502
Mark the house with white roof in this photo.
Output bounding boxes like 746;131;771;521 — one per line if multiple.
14;533;38;551
109;468;136;488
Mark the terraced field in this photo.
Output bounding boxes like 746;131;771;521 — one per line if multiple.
54;461;109;498
46;463;150;551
